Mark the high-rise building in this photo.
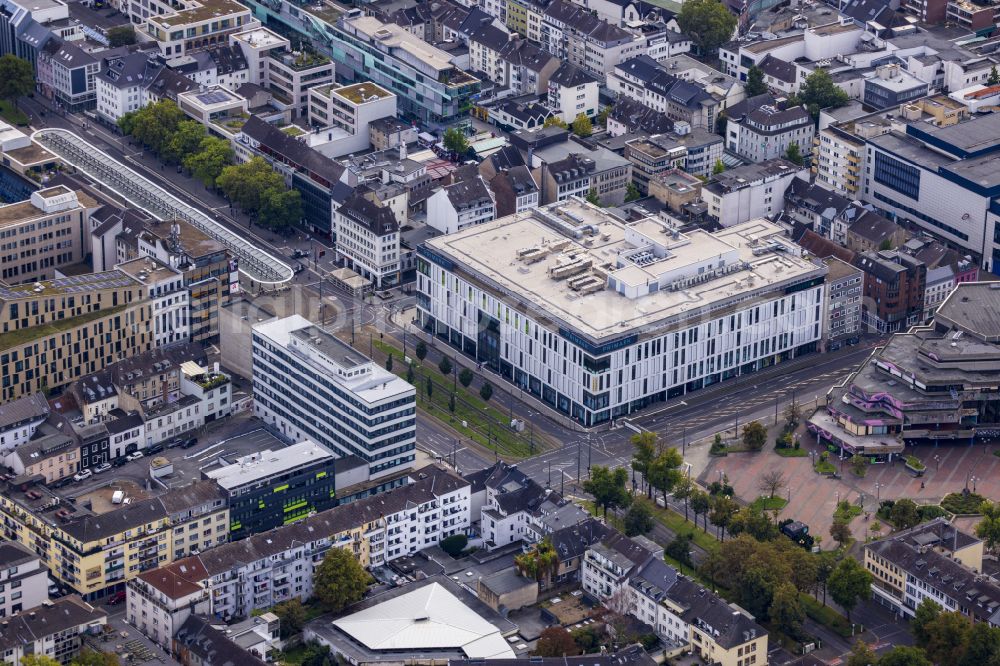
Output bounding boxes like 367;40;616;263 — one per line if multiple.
252;315;416;477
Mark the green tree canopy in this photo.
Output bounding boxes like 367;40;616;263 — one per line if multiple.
744;65;768;96
217;156;286;218
648;447;683;506
625;181;641;202
544;116;568;129
271;599;307;639
796;70;850;116
922;611;973;665
259;188;302;233
828;557;872;620
571;113;593;138
785;142;803;166
889;498;921;531
458;368;474;387
742;421;767;451
21;656;62;666
440;533;468;557
583;465;631;518
480;382;493;401
877;647;931;666
977;500;1000;553
183;136;233;187
990;66;1000;86
119;99;186;155
164;120;207;165
623;497;654;536
712;159;726;175
846;640;878;666
0;55;33;105
534;627;580;657
442;127;469;155
630;431;657;494
770;581;805;636
515;538;559;581
690;489;711;531
313;547;370;613
708;494;739;541
912;598;942;646
677;0;737;55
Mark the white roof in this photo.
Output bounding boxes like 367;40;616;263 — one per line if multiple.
333;582;516;659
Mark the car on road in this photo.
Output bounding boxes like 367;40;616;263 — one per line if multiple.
93;462;112;474
107;591;126;605
73;469;92;482
125;451;144;462
291;249;307;259
181;437;198;449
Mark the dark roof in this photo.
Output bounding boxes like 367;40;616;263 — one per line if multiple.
725;93;777;121
548;153;597;181
548;517;615;562
667;576;764;649
468;23;511;51
174;615;267;666
615;56;714;110
610;97;674;135
0;596;105;653
104;410;143;435
758;54;797;84
338;191;400;236
785;179;852;217
98;52;161;90
450;645;657;666
0;392;49;432
549;61;599;88
444;175;494;210
741;104;811;133
145;67;197;99
487;145;527;171
499;39;557;73
0;540;38;568
44;38;97;69
545;0;634;44
795;229;856;263
241;116;345;186
497;165;538;195
495;99;552;124
848;210;903;244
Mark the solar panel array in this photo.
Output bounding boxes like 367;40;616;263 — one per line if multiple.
196;90;234;105
0;271;137;300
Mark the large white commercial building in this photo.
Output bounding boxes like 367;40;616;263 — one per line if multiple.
416;199;827;426
252;315;416;477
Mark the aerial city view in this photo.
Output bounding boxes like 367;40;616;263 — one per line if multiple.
2;0;1000;663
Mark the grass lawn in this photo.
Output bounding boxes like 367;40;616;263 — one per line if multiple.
775;447;808;457
0;99;28;126
834;501;863;523
273;644;310;666
751;496;788;512
942;492;986;514
814;459;836;474
904;455;926;471
371;338;542;458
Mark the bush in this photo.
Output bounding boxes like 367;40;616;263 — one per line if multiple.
439;356;453;375
480;382;493;401
459;368;474;387
415;341;427;361
439;534;468;557
942;492;987;515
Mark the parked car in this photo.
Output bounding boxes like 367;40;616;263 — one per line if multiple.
181;437;198;449
146;443;165;455
107;590;126;605
73;469;92;482
125;451;144;462
93;462;112;474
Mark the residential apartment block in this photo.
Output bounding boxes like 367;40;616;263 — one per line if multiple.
252;315;417;477
0;186;97;285
142;0;259;58
417;200;826;426
334;189;402;289
0;541;49;618
702;159;808;228
0;596;106;665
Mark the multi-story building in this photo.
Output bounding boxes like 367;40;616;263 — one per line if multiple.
845;210;908;254
865;519;999;622
648;169;703;213
266;49;334;119
814;124;867;197
330;12;480;127
417;200;826;426
143;0;259;58
252;315;417;477
95;52;165;125
784;179;853;239
205;440;340;540
4;418;80;484
179;362;232;425
487;166;539;216
334;190;401;289
863;64;929;110
946;0;1000;32
624;137;686;196
541;0;644;78
528;135;633;206
854;249;926;333
702;159;808;227
126;559;211;650
0;392;49;458
0;596;106;665
426;174;497;235
901;236;979;319
116;257;190;347
0;270;152;404
0;541;49;617
36;38;100;112
546;61;599;124
137;220;236;344
821;257;863;350
0;186;98;284
808;281;1000;454
307;82;397;152
537;154;595;204
726;103;814;163
608;55;720;131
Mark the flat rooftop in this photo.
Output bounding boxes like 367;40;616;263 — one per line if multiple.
205;439;335;490
346;15;457;73
148;0;249;28
423;200;824;342
116;256;181;283
231;27;287;48
332;82;393;104
0;270;138;301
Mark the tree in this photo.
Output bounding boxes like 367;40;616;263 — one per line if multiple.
624;181;641;202
184;136;233;187
631;431;657;496
828;557;872;620
783;402;801;432
797;70;850;116
666;533;693;567
690;489;710;532
977;500;1000;553
958;622;1000;666
709;495;739;541
889;498;921;531
21;657;62;666
271;599;307;639
677;0;736;55
313;547;370;612
442;127;469;155
728;505;779;541
217;156;286;215
850;453;869;477
438;356;453;375
543;115;567;129
406;362;415;384
922;612;972;665
771;581;805;636
515;539;559;582
107;25;137;47
877;647;931;666
623;497;654;536
448;392;456;413
480;382;493;401
121;99;186;154
458;368;474;388
912;598;942;647
535;627;580;657
426;375;433;399
583;465;631;518
879;238;893;251
259;188;302;232
715;111;728;135
571;113;593;138
163;119;206;164
69;651;119;666
415;341;427;361
674;476;693;522
0;55;34;109
745;65;768;96
647;447;683;506
990;65;1000;86
785;141;803;166
440;533;468;557
712;158;726;175
742;421;767;451
597;105;612;125
847;640;878;666
586;188;601;206
758;469;786;498
386;354;393;371
830;520;852;546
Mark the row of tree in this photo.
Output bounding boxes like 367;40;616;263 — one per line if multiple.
20;651;119;666
216;156;302;232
